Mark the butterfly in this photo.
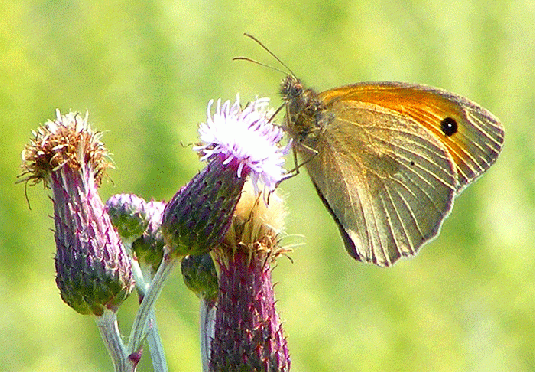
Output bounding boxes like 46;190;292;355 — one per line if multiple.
240;34;504;267
281;76;504;267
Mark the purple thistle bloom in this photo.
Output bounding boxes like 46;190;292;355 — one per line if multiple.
162;96;287;258
195;96;289;194
20;110;134;316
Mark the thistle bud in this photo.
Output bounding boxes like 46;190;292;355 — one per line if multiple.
181;253;218;304
106;193;150;242
182;252;219;372
162;96;288;258
106;194;166;272
131;200;166;272
20;110;134;316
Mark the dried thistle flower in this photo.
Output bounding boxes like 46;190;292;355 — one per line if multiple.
209;182;290;372
20;110;133;316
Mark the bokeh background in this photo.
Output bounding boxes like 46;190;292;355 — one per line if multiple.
1;0;533;371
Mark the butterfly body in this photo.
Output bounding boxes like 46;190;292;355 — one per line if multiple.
281;75;504;267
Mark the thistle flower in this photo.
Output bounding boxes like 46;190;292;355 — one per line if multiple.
162;96;288;258
209;182;290;372
20;110;134;316
129;96;289;358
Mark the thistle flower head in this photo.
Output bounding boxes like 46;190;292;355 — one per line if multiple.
20;111;133;316
162;96;287;258
209;182;290;371
194;96;289;193
218;181;287;263
20;109;111;187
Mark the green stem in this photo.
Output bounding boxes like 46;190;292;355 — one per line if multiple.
128;254;178;358
127;242;169;371
146;306;168;372
96;309;133;372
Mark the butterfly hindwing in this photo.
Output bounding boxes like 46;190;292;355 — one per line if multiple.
299;97;457;266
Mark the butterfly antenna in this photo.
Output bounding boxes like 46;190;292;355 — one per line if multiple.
241;33;296;77
232;56;287;75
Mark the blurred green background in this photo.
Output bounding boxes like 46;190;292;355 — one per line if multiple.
1;0;533;371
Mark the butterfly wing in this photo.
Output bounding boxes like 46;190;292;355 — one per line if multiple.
299;90;460;266
319;82;504;191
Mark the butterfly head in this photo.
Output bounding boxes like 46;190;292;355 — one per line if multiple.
280;75;304;101
280;75;325;142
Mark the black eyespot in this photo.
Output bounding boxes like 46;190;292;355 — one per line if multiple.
440;117;458;137
410;160;415;166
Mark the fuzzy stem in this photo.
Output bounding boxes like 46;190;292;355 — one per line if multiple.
145;306;168;372
128;254;178;357
96;309;133;372
128;252;168;372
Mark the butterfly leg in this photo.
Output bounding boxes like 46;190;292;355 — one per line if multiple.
276;143;318;187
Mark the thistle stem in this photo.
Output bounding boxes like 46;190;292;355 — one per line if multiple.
96;309;133;372
130;256;168;372
128;253;178;358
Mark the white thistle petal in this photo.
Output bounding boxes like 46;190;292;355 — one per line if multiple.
195;95;287;192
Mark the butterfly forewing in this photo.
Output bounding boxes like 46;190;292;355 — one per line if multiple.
319;82;504;191
300;97;457;266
